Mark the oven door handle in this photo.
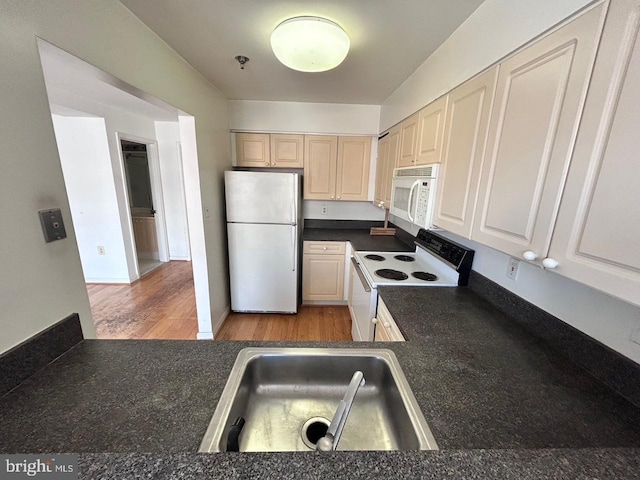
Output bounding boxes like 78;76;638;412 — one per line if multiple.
406;180;420;223
351;257;371;293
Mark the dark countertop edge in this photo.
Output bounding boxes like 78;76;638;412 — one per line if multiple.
75;448;640;479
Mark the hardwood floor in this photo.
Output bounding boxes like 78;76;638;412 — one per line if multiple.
87;261;198;340
216;305;353;341
88;260;352;342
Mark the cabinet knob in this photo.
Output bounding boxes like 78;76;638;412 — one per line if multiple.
371;318;378;324
265;162;269;166
323;247;327;250
523;250;538;261
542;257;559;269
337;196;341;200
331;196;335;199
383;321;391;328
273;162;277;166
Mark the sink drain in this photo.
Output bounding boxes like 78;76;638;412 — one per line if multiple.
301;417;330;449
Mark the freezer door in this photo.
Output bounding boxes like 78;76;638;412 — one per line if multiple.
225;170;299;224
227;223;298;313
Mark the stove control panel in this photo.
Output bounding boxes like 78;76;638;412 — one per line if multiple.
415;229;475;285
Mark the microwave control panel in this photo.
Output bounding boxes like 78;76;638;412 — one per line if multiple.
414;182;431;226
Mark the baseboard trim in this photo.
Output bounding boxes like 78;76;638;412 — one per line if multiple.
0;313;83;397
169;255;191;261
302;300;348;306
85;278;131;284
196;332;214;340
212;306;230;339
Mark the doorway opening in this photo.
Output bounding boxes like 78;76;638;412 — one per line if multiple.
121;139;164;277
39;39;211;340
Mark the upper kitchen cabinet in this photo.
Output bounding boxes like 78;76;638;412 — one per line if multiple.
546;0;640;306
270;134;304;168
304;135;338;200
304;135;371;201
471;3;607;261
374;125;400;207
336;136;371;201
433;66;499;237
397;112;419;167
236;133;270;167
416;95;448;165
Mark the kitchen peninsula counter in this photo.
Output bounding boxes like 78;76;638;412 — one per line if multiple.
2;284;640;477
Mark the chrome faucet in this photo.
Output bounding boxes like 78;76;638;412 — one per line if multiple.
316;371;365;452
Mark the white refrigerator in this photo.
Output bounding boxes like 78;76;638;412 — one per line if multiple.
225;170;301;313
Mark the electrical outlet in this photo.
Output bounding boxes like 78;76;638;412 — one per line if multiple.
506;257;519;280
97;246;106;255
321;205;328;215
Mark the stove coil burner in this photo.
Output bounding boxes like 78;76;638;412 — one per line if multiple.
365;254;386;261
394;255;415;262
375;269;409;281
412;272;438;282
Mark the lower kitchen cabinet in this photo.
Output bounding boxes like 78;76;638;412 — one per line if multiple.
545;0;640;306
302;241;346;303
373;298;405;342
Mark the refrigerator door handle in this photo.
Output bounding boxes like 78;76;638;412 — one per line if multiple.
291;226;297;271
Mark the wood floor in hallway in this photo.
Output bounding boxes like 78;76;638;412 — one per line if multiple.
217;306;353;341
87;261;198;340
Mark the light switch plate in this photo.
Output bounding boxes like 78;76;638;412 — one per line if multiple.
39;208;67;242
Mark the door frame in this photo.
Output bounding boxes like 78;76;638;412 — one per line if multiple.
116;131;170;280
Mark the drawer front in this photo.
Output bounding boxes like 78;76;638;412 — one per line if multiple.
303;241;346;255
377;298;406;342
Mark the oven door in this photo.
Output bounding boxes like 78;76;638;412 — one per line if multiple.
347;257;377;341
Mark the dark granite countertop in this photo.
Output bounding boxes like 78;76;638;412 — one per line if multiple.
303;228;413;251
2;230;640;477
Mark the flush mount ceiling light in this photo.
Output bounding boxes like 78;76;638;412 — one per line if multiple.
270;16;350;73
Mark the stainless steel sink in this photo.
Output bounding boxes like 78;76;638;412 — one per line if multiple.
199;348;439;452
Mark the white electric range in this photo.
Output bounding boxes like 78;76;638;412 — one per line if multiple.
348;229;474;341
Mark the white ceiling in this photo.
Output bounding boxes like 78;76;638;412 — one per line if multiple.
119;0;486;104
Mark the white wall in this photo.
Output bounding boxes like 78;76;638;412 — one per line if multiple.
229;100;380;135
304;201;384;221
47;90;181;282
52;115;130;283
155;122;190;260
0;0;231;354
380;0;594;131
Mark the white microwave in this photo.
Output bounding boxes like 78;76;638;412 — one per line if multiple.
389;165;439;228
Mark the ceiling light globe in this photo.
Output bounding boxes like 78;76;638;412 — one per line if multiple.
271;17;350;73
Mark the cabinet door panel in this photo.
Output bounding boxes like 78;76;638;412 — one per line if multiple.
433;67;499;237
398;113;419;167
374;135;389;205
304;135;337;200
472;4;606;259
270;134;303;168
416;96;448;165
336;136;371;201
548;0;640;305
303;254;345;301
236;133;270;167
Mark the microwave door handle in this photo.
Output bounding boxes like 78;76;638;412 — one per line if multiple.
407;180;420;223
